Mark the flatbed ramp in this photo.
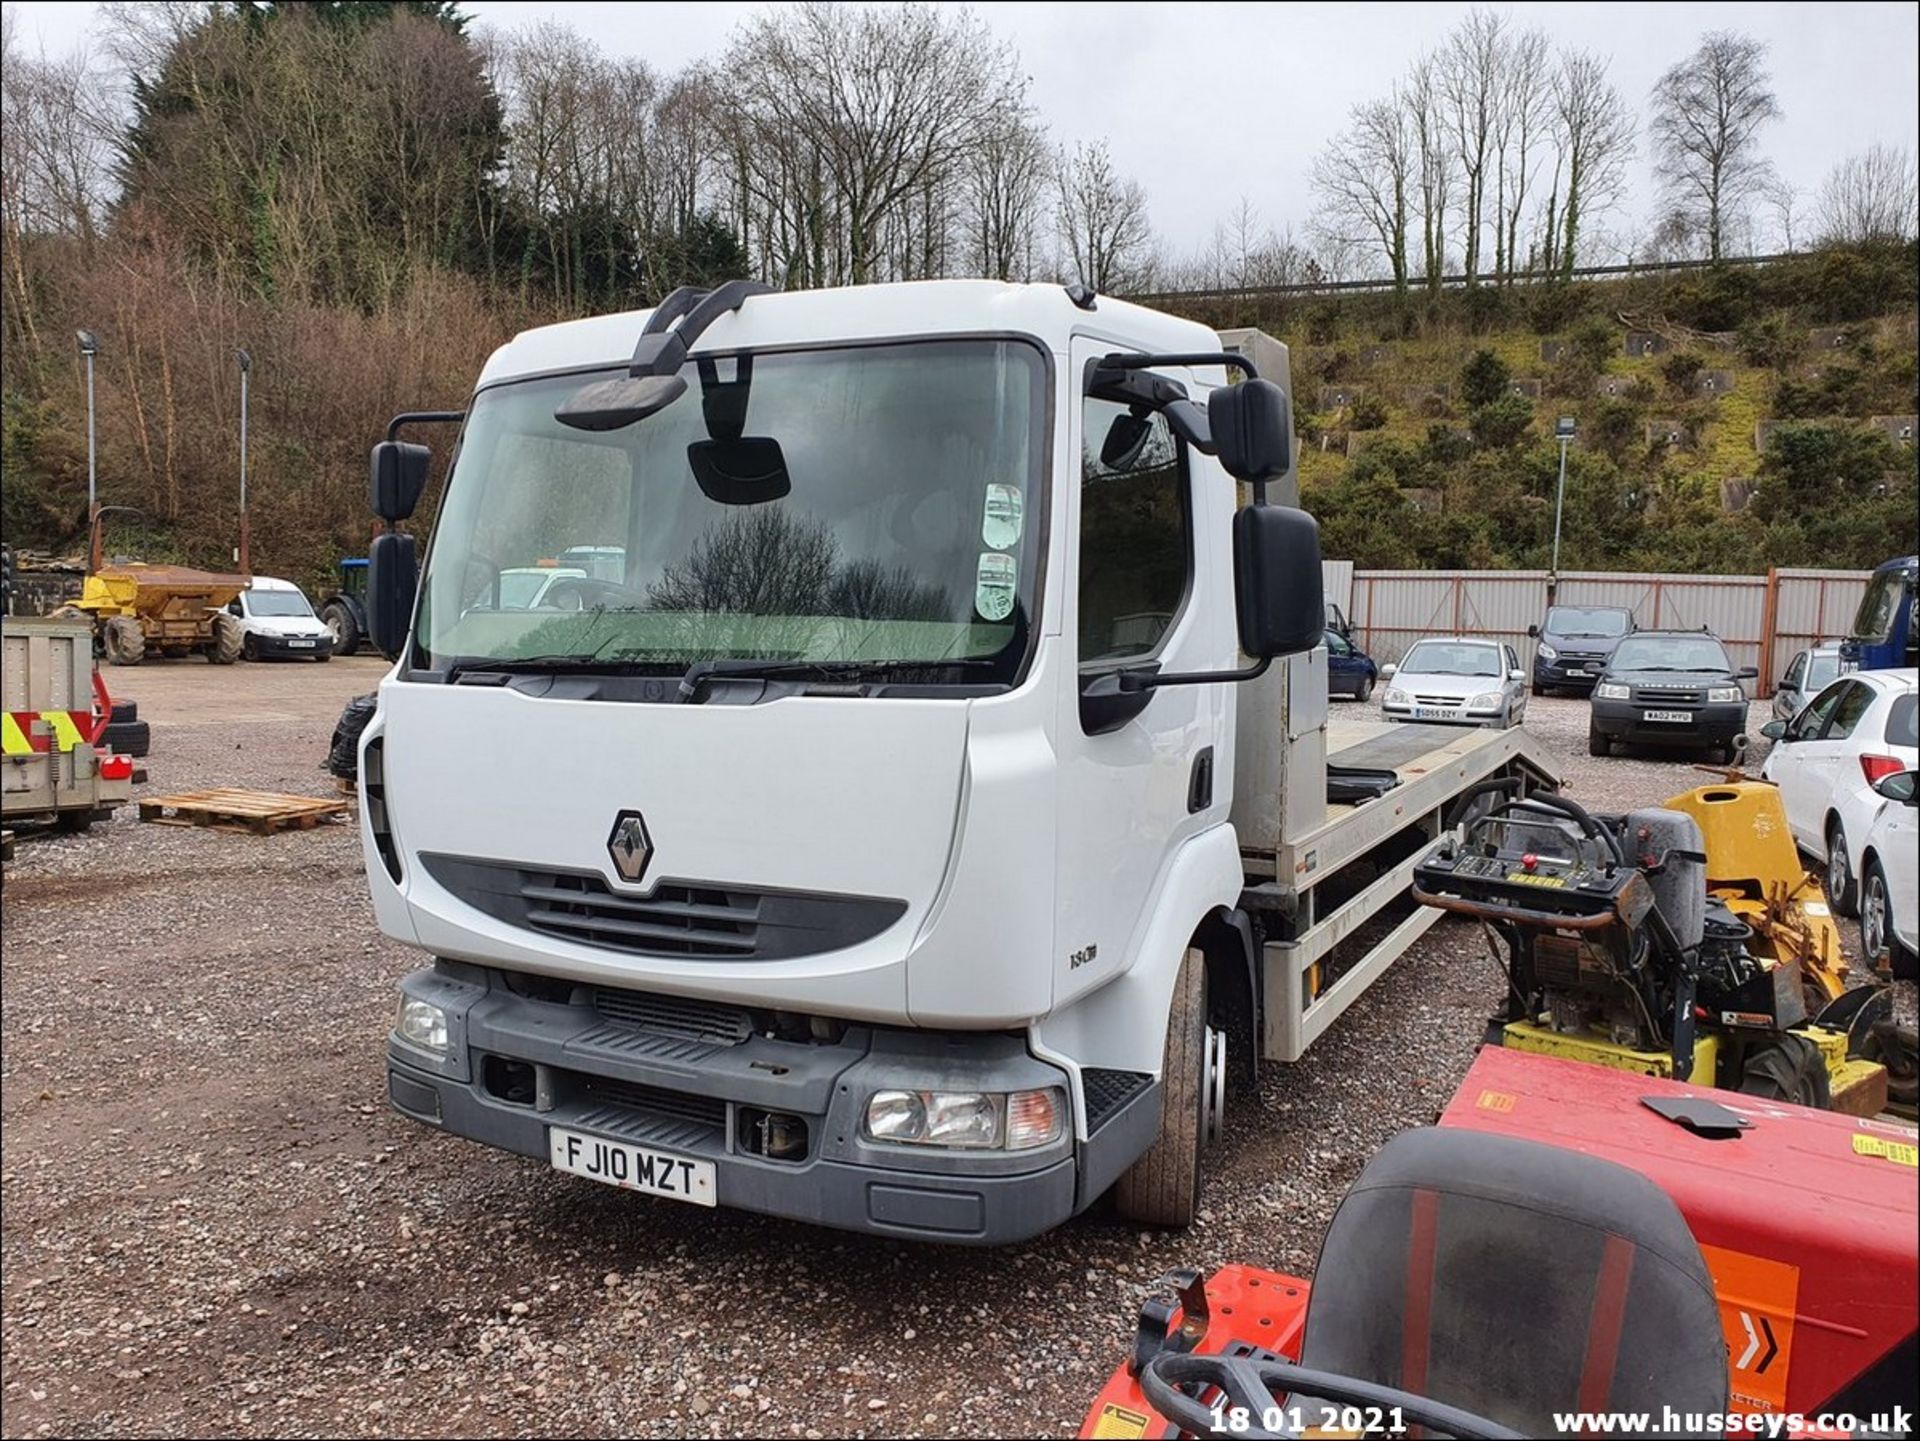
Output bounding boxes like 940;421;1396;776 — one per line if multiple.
1244;718;1559;1063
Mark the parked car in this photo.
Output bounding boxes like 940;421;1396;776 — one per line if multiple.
1324;628;1378;701
227;576;335;661
1587;630;1755;761
1858;769;1918;978
496;565;588;609
1758;668;1919;916
1772;641;1844;723
1379;637;1527;729
1527;604;1636;695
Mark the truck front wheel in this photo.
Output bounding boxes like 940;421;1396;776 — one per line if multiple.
1114;948;1213;1228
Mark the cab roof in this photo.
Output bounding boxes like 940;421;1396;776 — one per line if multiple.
476;280;1223;390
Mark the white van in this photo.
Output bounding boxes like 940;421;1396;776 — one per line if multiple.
227;576;335;661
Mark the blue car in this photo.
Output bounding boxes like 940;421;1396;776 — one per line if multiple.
1325;628;1379;700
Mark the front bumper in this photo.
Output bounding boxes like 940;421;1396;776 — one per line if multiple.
1532;658;1607;690
250;632;334;659
1589;696;1746;747
1380;702;1505;727
386;963;1153;1245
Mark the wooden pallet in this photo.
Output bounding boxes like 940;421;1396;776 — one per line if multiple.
138;787;350;836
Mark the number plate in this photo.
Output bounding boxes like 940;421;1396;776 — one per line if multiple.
1642;709;1692;723
289;639;315;648
548;1127;716;1206
1413;707;1457;721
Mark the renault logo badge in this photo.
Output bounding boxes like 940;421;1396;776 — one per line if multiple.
606;810;653;884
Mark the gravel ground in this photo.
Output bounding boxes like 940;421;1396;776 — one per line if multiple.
2;666;1911;1439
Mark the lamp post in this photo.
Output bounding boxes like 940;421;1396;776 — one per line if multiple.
235;348;252;576
76;330;99;571
1549;415;1576;600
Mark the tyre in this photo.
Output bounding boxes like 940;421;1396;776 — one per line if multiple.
1737;1034;1831;1110
99;718;151;758
1860;1022;1917;1108
1587;721;1611;757
209;613;243;665
1114;948;1210;1228
242;633;260;663
1824;819;1858;917
1354;675;1373;704
322;600;362;657
103;616;146;666
326;693;378;782
54;808;94;834
109;700;137;724
1862;857;1913;978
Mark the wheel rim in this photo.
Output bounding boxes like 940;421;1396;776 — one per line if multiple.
1827;838;1849;898
1864;875;1888;958
1201;1026;1227;1145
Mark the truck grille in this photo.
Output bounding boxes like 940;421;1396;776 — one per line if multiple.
421;854;907;961
591;988;752;1046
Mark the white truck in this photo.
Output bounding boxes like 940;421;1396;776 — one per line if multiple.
361;281;1554;1243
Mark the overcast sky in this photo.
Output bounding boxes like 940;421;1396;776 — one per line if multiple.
8;0;1918;256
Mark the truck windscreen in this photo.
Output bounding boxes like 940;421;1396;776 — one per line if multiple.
415;339;1048;684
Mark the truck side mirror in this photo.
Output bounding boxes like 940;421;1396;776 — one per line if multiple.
1209;379;1291;487
1232;504;1322;658
367;532;418;660
371;441;431;523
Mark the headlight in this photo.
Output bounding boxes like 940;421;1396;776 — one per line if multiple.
1468;692;1502;710
863;1087;1065;1150
1595;682;1630;700
1536;643;1559;661
1707;684;1743;703
396;996;448;1051
1382;688;1409;707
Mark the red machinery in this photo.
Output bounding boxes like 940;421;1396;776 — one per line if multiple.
1082;1047;1917;1439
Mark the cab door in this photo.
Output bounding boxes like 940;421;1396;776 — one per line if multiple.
1052;344;1232;1005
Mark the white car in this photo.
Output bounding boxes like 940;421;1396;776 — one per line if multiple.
1858;769;1918;977
496;566;589;609
227;576;335;661
1759;668;1918;917
1379;637;1528;729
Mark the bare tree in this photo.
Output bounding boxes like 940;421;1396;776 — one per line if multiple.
1543;50;1633;279
1054;139;1152;293
1491;27;1548;282
963;97;1048;281
1816;144;1919;245
1311;96;1411;292
1649;31;1780;262
719;2;1022;287
1440;9;1504;286
1405;56;1452;291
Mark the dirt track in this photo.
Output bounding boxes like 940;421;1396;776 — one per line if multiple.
2;659;1907;1438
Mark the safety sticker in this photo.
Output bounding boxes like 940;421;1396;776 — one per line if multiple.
974;552;1017;622
1089;1402;1150;1438
981;483;1024;549
1700;1245;1797;1413
1475;1090;1516;1113
1852;1133;1919;1167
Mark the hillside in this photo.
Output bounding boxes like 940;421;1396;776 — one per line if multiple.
1164;243;1919;573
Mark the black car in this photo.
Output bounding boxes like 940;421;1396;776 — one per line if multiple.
1587;630;1758;762
1528;604;1636;695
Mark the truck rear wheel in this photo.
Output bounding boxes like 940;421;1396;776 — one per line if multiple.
209;613;243;665
103;617;146;666
1114;948;1212;1228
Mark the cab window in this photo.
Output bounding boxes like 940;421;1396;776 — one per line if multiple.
1078;399;1190;665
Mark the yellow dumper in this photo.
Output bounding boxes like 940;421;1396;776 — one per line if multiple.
59;562;248;666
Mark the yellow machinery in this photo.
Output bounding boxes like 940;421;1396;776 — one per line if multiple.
59;563;248;666
1413;779;1904;1115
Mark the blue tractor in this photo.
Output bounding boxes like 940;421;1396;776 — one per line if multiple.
318;557;369;657
1842;554;1917;673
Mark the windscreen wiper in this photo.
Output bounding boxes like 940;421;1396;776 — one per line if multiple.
678;656;1002;702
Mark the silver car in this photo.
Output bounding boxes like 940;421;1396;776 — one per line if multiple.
1771;642;1843;723
1380;636;1529;729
